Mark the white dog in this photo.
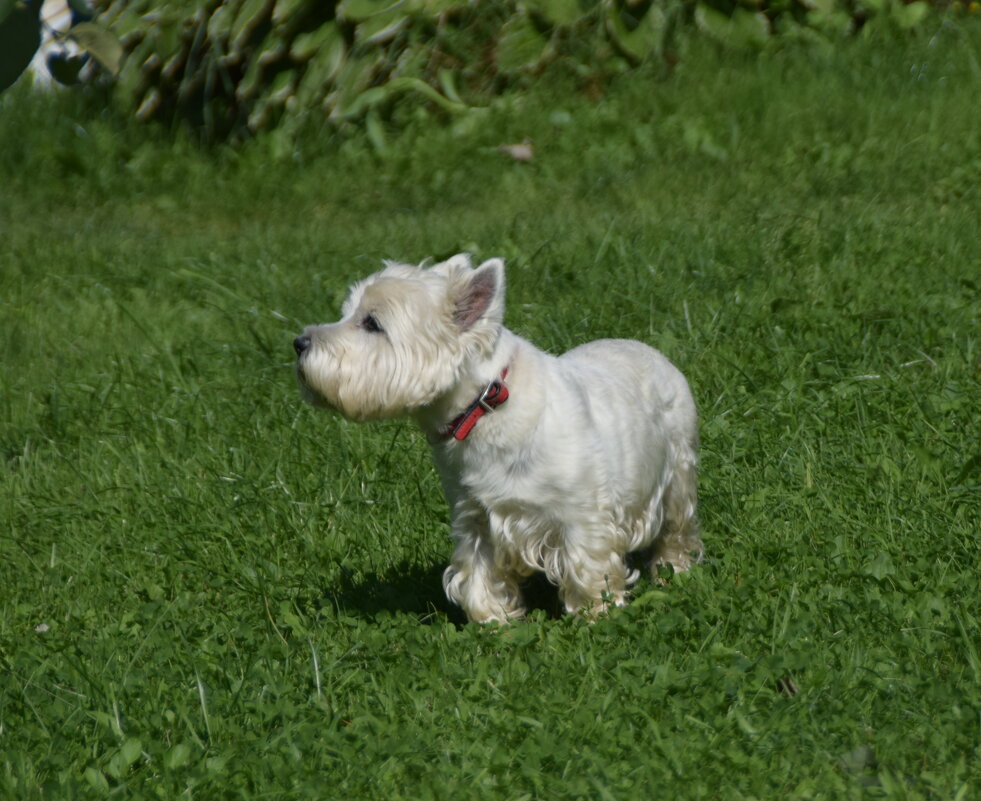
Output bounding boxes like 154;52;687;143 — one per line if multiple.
294;255;702;622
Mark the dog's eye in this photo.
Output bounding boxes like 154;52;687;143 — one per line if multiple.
360;313;384;334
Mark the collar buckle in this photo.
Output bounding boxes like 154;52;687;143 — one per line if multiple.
442;367;510;441
477;380;503;413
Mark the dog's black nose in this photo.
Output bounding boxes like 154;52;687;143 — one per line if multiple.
293;335;312;357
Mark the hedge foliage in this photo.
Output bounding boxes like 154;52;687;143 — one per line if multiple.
3;0;968;143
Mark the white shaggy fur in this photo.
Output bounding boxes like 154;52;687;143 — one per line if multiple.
294;255;702;622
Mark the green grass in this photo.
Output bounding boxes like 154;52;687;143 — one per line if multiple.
2;24;980;800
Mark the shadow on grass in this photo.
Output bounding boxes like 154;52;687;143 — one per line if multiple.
327;562;564;625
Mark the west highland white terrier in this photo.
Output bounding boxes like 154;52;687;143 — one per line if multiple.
294;255;702;622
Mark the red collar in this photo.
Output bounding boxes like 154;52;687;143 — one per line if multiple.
441;367;509;441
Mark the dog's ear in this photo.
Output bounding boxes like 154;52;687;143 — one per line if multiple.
431;253;473;277
451;258;505;331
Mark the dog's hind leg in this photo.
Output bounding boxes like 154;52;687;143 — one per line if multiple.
651;439;703;575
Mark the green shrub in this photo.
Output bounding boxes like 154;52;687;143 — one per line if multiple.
0;0;961;143
91;0;945;142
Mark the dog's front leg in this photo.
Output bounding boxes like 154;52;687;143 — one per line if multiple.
442;503;525;623
556;531;630;617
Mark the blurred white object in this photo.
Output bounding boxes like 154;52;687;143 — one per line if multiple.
497;139;534;163
28;0;80;87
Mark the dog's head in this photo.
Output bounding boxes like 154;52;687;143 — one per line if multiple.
294;255;505;420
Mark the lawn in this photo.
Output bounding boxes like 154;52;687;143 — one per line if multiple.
1;22;979;800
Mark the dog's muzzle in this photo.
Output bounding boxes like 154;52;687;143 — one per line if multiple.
293;335;312;357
